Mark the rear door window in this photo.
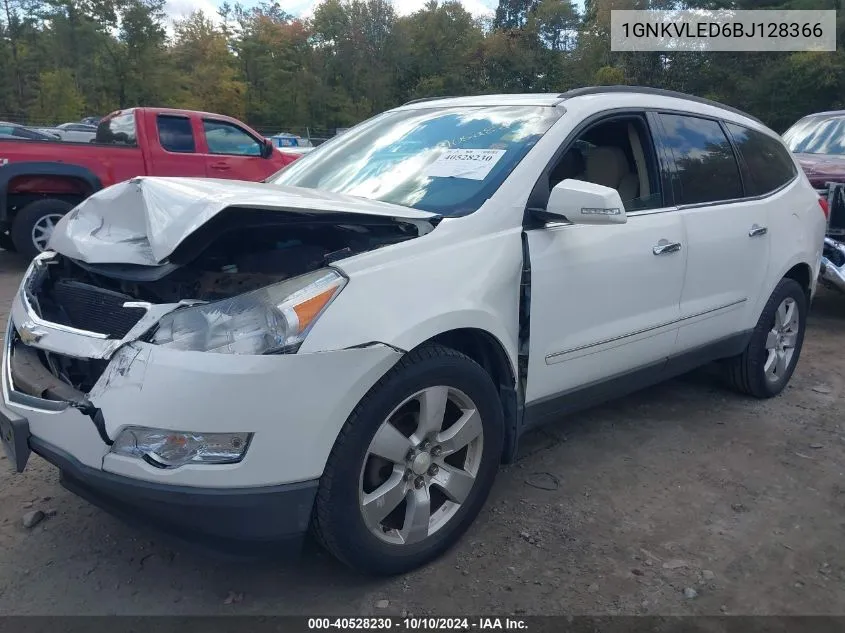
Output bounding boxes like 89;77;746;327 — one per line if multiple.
726;123;797;196
657;114;743;205
157;115;196;153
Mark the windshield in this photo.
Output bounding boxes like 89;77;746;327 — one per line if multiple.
267;105;562;216
783;115;845;156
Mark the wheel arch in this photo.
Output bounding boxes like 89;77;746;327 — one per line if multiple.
0;162;102;223
412;328;520;465
782;261;813;299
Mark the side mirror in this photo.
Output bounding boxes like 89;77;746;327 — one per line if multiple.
537;179;627;225
261;138;275;159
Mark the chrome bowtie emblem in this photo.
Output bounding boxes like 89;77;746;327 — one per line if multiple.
17;320;46;344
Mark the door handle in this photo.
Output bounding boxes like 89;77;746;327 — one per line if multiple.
748;224;768;237
653;240;682;256
210;162;231;170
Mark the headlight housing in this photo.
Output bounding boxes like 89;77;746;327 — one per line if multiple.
150;268;346;354
110;427;251;468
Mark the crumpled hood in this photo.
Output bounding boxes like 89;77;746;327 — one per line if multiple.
48;176;437;266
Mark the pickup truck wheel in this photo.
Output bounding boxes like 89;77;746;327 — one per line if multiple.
312;344;504;576
724;278;807;398
11;199;74;259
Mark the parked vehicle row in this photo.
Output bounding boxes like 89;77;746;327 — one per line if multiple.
0;107;300;258
782;110;845;295
1;87;826;576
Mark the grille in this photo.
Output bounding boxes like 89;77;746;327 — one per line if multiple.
49;280;147;339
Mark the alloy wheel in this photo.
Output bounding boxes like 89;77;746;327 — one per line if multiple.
358;386;484;546
764;297;800;383
30;213;64;252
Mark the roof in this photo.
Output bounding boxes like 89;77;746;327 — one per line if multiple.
399;94;566;109
398;86;763;127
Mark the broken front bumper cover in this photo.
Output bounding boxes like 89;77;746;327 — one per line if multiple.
1;398;318;555
820;237;845;294
3;253;405;552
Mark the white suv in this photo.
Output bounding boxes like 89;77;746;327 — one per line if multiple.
1;87;826;575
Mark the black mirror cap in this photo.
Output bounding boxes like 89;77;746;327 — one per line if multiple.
261;138;274;158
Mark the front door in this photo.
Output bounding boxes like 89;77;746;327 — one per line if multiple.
201;118;270;181
524;114;686;410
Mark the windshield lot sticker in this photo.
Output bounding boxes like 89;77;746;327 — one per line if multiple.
427;149;506;180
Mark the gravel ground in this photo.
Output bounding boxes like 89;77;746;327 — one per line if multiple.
1;247;844;615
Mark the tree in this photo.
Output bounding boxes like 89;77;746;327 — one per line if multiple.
171;10;246;118
493;0;539;29
28;68;84;122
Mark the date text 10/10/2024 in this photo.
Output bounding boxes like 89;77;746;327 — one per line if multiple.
307;617;529;630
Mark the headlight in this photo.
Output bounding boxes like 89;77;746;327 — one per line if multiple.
110;427;251;468
150;268;346;354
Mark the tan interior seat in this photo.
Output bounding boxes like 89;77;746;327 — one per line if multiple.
584;146;639;202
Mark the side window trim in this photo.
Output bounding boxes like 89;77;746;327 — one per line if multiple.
644;111;679;208
718;119;749;198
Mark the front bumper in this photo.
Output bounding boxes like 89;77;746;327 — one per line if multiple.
1;399;318;553
2;255;404;549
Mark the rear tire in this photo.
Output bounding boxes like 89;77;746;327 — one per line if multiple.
11;199;74;259
312;344;504;576
724;278;807;398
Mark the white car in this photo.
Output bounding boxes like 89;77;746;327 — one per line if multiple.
1;87;826;575
54;122;97;143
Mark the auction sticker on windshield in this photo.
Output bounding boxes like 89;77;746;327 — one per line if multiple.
427;149;506;180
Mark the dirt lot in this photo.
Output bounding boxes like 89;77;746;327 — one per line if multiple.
1;246;844;616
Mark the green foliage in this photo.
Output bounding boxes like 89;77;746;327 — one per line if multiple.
28;68;84;121
0;0;844;133
594;65;625;85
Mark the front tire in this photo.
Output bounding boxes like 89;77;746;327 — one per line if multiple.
312;344;504;575
724;278;807;398
11;198;74;259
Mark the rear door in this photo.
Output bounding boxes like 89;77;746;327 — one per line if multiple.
653;113;770;352
201;118;269;181
149;114;206;177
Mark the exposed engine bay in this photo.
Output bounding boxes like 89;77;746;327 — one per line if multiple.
14;213;429;396
38;216;421;307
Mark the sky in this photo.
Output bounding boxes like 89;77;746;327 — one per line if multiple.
164;0;500;26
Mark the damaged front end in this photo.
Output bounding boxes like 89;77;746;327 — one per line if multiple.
6;178;436;449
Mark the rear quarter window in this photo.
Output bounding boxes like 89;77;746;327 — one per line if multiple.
157;115;196;153
725;123;797;196
95;113;137;146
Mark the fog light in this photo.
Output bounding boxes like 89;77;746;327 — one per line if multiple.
110;427;251;468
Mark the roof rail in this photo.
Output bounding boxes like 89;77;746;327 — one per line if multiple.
557;85;763;125
403;96;454;106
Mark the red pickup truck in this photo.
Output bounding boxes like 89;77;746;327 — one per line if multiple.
0;107;299;257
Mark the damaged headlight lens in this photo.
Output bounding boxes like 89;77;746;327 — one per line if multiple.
150;268;346;354
110;427;251;468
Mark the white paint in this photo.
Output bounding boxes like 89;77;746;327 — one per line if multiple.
48;176;435;266
3;89;826;497
426;149;506;180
